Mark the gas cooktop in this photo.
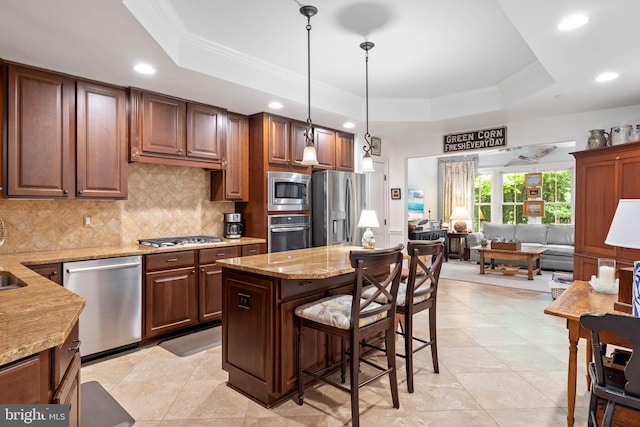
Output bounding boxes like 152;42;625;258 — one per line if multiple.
138;235;224;248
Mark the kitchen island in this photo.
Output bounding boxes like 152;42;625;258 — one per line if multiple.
217;245;386;407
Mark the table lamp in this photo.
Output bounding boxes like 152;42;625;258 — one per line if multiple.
604;199;640;316
449;206;471;232
358;209;379;249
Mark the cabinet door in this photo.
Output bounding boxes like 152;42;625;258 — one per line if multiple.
617;156;640;262
76;81;127;199
335;132;354;171
0;351;50;403
199;264;222;322
224;112;248;200
575;158;618;258
186;103;224;161
141;92;186;156
52;353;80;427
313;127;336;170
28;263;62;285
290;120;308;167
268;115;290;165
144;266;197;338
7;65;75;198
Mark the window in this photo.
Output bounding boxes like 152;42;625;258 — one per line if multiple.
497;169;572;225
473;174;491;231
541;170;572;224
502;172;527;224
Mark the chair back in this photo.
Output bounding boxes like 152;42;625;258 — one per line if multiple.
580;312;640;397
406;239;444;304
349;244;404;328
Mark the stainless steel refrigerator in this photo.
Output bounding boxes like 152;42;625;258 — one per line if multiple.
312;170;367;246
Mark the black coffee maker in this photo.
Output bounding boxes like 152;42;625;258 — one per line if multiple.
224;213;244;238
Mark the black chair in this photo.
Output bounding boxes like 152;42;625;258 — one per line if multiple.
294;244;404;427
396;239;444;393
580;312;640;427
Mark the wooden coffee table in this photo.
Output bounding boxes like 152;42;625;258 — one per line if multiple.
470;245;548;280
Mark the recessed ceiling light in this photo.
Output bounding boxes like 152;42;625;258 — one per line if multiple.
558;14;589;30
268;101;283;109
596;72;619;82
134;63;156;75
343;122;355;129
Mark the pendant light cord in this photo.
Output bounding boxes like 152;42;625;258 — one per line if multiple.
360;41;374;154
305;15;314;145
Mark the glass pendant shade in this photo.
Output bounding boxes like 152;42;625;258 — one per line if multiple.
361;152;374;172
302;143;319;165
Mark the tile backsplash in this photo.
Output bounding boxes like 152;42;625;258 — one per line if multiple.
0;163;235;253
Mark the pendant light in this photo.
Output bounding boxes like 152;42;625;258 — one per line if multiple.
360;41;375;173
300;5;319;166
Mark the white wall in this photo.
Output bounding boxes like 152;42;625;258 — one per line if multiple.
384;103;640;243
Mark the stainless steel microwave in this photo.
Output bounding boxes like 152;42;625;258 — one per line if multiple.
267;171;311;211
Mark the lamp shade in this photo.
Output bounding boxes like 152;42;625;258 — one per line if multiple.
605;199;640;249
450;206;471;221
357;209;379;228
301;144;319;165
361;152;375;173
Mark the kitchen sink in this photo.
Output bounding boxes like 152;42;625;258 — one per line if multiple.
0;272;27;290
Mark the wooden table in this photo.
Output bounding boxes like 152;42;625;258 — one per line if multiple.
447;231;469;260
471;245;547;280
544;280;629;427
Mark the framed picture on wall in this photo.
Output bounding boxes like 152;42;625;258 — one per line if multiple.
391;188;401;200
524;200;544;216
524;172;542;187
371;137;381;156
527;187;541;199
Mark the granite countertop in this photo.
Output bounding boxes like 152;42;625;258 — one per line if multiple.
0;237;265;366
216;245;362;279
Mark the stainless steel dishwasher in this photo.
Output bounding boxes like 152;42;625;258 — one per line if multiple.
63;255;142;358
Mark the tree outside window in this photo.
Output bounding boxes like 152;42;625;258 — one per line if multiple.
502;172;527;224
541;170;572;223
473;174;491;231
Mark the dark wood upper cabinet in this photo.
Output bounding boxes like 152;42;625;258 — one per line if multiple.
129;88;226;169
267;115;291;165
211;112;249;201
291;120;308;167
7;65;75;198
313;127;336;170
335;131;355;171
186;102;225;161
140;91;186;156
6;64;127;199
76;80;128;199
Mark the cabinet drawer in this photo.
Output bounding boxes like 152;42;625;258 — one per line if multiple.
52;321;80;387
28;263;62;285
199;246;240;264
280;274;355;301
241;244;261;257
146;251;195;271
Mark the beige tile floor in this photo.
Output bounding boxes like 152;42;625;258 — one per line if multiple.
81;278;593;426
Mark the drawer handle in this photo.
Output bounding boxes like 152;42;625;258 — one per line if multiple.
298;281;313;286
166;258;179;262
69;340;81;351
246;249;257;253
217;253;226;256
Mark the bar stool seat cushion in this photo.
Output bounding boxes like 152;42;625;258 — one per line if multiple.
362;279;432;306
295;295;387;330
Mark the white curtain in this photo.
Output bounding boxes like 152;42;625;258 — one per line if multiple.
438;156;478;227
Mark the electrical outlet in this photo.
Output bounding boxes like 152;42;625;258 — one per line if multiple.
238;293;251;309
83;215;91;228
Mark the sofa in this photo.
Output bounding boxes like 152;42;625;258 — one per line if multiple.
467;222;574;272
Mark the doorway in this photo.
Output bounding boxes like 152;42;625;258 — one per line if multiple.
367;158;389;248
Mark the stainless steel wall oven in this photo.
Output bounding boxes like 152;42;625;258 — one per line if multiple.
268;214;311;253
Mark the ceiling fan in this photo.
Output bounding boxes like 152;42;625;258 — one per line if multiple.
504;145;557;166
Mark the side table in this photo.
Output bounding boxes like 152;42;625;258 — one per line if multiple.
447;231;469;260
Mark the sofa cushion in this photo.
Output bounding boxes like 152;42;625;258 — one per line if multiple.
547;224;574;245
515;224;548;244
543;244;574;257
481;222;516;240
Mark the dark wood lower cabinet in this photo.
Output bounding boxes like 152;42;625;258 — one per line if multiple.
0;321;80;426
27;262;62;285
199;246;240;322
144;266;198;337
222;269;356;407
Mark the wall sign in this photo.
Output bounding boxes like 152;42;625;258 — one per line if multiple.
443;126;507;153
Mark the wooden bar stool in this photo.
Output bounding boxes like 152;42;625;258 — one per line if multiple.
294;244;404;427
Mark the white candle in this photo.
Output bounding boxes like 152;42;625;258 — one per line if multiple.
599;265;615;285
